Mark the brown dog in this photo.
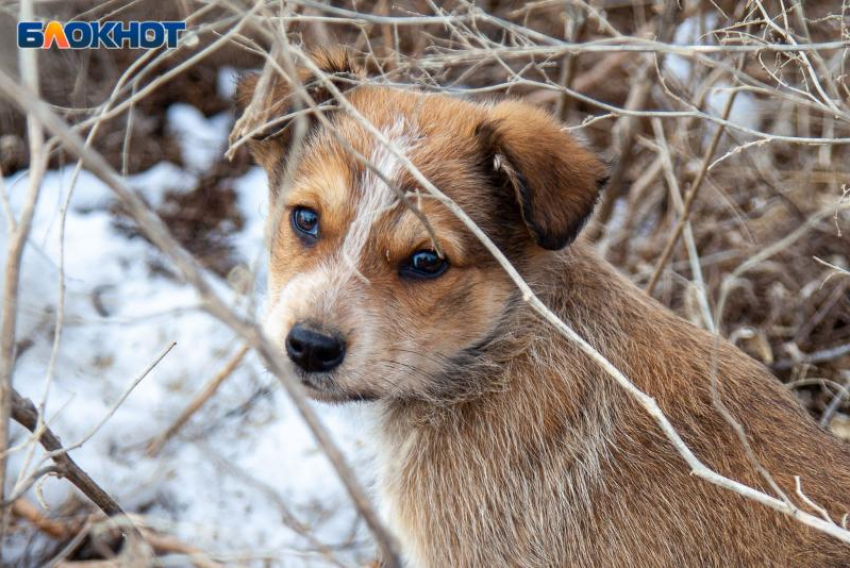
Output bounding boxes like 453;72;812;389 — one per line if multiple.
235;50;850;566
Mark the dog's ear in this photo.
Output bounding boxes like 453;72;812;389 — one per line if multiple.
477;100;608;250
233;48;362;176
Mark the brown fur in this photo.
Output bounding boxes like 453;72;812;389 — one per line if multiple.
236;50;850;567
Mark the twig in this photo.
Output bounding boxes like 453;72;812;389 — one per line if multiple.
19;508;225;568
61;342;176;455
820;378;850;429
0;0;47;548
3;465;60;506
9;388;142;542
8;340;177;506
14;57;134;517
589;1;683;235
199;441;349;567
147;344;249;455
774;343;850;371
649;118;715;332
646;81;741;295
11;498;73;540
141;528;225;568
795;476;834;524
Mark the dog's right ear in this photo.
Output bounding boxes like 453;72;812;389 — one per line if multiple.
233;48;362;178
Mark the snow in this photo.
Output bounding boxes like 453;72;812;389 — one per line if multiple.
166;104;234;172
665;14;761;137
1;105;374;565
217;66;241;101
125;161;197;208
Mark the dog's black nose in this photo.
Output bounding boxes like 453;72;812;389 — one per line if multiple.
285;323;346;373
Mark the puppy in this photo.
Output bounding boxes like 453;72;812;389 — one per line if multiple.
234;49;850;567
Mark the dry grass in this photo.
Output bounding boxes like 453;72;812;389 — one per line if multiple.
0;0;848;565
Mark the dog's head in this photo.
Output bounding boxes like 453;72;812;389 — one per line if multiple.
235;49;606;403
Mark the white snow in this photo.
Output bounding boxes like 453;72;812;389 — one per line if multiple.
125;161;197;208
217;66;241;101
1;106;374;566
665;14;761;137
166;104;234;172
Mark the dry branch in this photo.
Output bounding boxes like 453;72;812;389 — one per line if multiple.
147;344;250;455
0;0;47;549
11;498;73;540
9;389;133;524
646;75;742;295
591;1;682;235
7;388;148;563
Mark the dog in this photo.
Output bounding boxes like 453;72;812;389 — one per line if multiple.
234;49;850;566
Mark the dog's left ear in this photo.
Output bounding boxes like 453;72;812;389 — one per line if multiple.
477;100;608;250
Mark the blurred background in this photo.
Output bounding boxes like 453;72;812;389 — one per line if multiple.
0;1;848;565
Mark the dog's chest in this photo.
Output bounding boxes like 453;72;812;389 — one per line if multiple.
370;416;432;567
369;414;552;567
366;406;620;567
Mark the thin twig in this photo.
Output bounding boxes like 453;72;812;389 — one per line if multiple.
646;82;741;295
0;0;47;548
10;498;73;539
10;388;142;542
147;344;249;455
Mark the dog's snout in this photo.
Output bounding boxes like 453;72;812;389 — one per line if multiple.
286;323;346;373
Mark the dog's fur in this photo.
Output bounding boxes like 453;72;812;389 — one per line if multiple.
235;50;850;567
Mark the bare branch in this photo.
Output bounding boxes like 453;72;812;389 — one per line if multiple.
10;388;142;542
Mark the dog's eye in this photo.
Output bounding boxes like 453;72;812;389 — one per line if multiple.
292;206;319;241
400;250;448;279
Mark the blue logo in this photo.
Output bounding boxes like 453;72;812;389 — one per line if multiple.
17;20;186;49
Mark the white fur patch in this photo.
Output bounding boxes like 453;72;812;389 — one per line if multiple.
341;117;416;274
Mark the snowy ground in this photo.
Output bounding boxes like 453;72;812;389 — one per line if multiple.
1;81;374;566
